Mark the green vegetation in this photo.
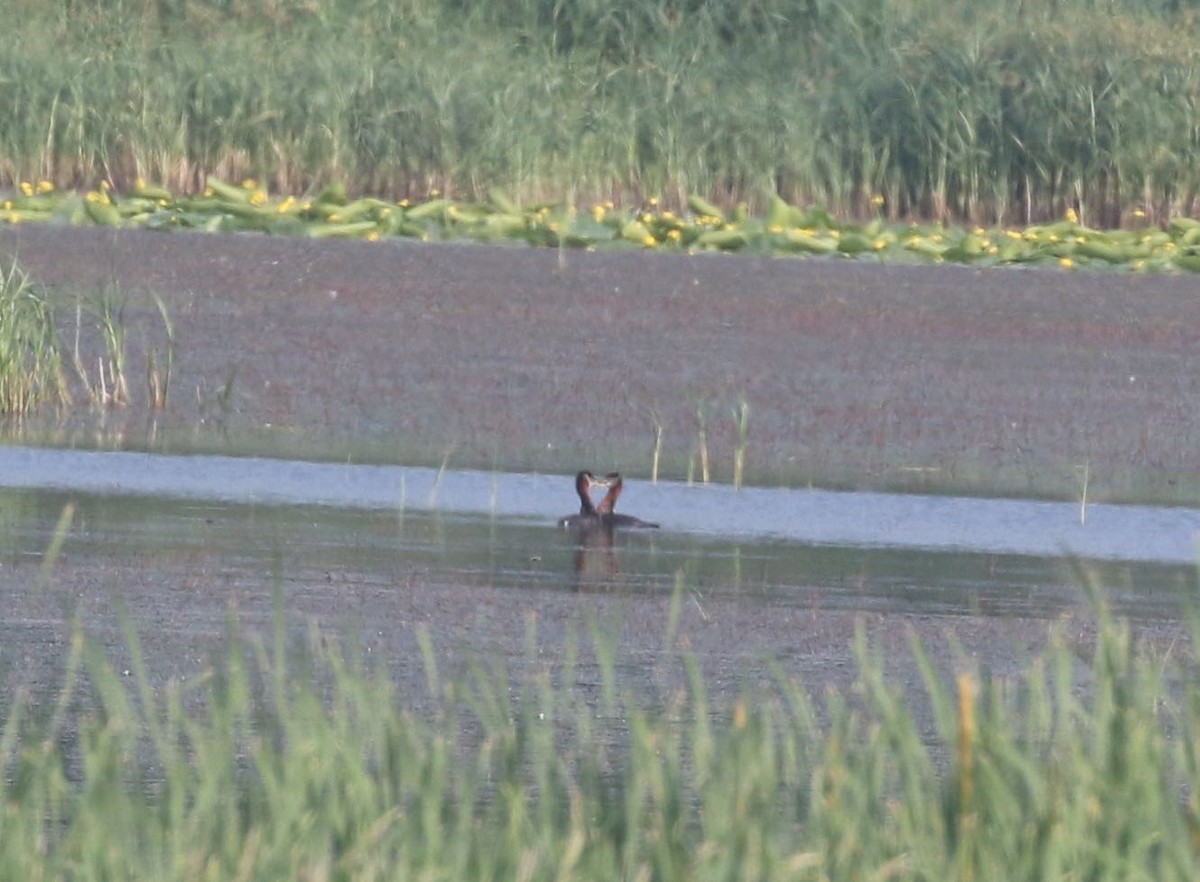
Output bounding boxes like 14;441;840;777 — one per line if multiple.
3;583;1199;880
0;261;175;414
732;397;750;490
1;0;1198;226
0;260;67;413
8;180;1200;271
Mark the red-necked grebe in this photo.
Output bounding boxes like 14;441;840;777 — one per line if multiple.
558;471;606;528
595;472;659;529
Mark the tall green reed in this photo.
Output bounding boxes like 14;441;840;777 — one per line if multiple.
0;260;67;413
1;0;1197;224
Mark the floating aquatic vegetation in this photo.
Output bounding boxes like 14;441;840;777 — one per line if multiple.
3;179;1199;273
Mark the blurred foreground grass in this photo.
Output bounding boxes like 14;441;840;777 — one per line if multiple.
2;576;1199;881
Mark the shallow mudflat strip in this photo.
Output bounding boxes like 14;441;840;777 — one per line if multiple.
0;224;1197;505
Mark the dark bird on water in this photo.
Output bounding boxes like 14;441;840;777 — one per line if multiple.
558;471;658;530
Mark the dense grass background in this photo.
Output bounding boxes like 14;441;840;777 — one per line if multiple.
1;0;1199;224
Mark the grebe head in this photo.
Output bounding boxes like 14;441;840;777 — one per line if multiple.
596;471;623;514
574;470;605;516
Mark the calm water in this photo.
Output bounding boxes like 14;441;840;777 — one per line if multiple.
0;445;1195;625
1;446;1196;563
0;442;1196;744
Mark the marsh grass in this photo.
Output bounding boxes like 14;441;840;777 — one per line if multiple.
67;281;177;410
195;366;238;422
695;398;711;485
647;408;664;484
146;293;175;410
2;0;1198;223
4;565;1200;880
732;397;750;490
0;260;67;414
426;445;455;507
94;289;130;406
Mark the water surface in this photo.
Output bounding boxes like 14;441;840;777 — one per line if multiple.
2;446;1196;732
1;446;1195;564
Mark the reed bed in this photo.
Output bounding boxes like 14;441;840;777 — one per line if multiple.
2;585;1200;880
0;260;176;414
0;260;67;413
1;0;1198;225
